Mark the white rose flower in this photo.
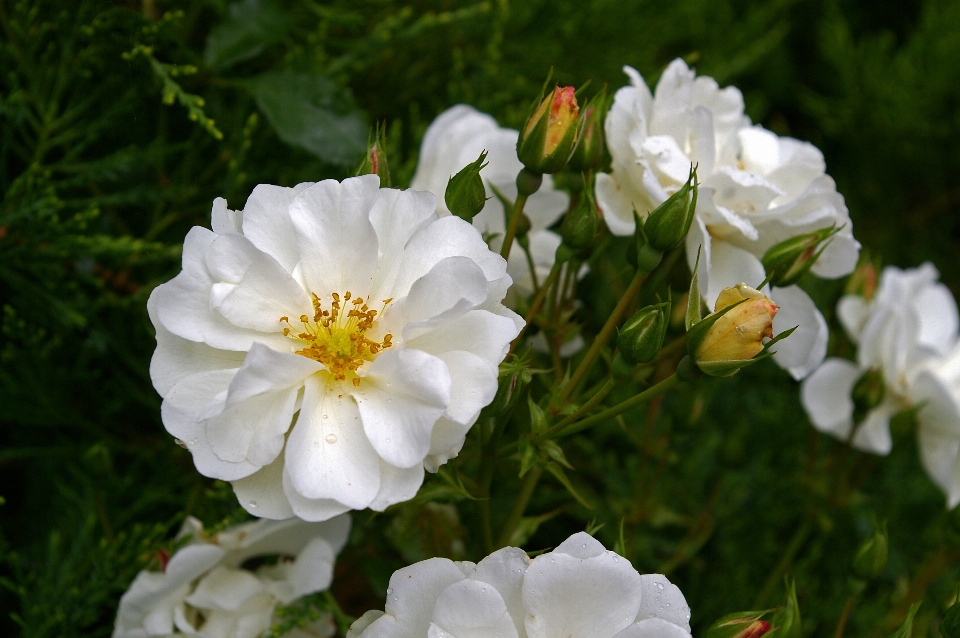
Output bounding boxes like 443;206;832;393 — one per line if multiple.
348;531;692;638
149;175;523;520
910;343;960;508
801;263;959;455
596;59;861;379
113;515;350;638
410;104;569;299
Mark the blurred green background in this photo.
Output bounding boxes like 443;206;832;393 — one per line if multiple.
2;0;960;636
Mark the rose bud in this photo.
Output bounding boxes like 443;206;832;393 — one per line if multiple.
761;225;839;287
704;611;773;638
567;89;608;172
444;150;489;222
643;164;698;252
356;124;391;186
517;85;581;174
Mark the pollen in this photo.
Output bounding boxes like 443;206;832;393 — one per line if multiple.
280;292;393;384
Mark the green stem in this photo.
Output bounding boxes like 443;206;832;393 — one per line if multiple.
834;593;857;638
560;269;646;403
510;261;563;352
496;467;543;549
522;242;541;293
500;192;530;261
542;373;679;441
752;516;815;608
550;377;616;434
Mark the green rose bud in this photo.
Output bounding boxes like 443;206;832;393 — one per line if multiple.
761;225;840;287
517;85;582;174
852;520;888;580
444;150;489;222
560;191;600;250
567;89;608;173
617;300;669;365
643;164;697;252
852;368;886;423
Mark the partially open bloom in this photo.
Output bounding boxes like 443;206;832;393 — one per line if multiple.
113;515;349;638
802;264;959;455
348;531;692;638
517;86;581;174
149;176;522;520
596;60;860;379
411;105;570;299
695;284;778;371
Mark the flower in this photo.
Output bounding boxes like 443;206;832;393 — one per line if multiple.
347;531;692;638
149;175;523;520
113;515;350;638
595;59;861;379
410;105;570;299
911;344;960;508
517;85;581;174
801;263;959;455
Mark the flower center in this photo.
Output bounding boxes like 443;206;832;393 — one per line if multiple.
280;291;393;386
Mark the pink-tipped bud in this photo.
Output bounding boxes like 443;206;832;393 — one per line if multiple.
705;612;773;638
517;85;582;174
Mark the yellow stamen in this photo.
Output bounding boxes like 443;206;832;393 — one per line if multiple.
281;292;394;385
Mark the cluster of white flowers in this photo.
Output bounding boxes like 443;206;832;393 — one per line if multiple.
347;532;692;638
113;515;350;638
801;263;960;506
596;59;861;380
149;175;521;521
130;53;960;638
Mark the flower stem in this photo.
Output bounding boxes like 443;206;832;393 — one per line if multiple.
501;169;542;261
834;593;858;638
752;515;814;608
541;373;679;441
510;260;563;353
549;377;616;434
560;269;646;403
496;467;543;549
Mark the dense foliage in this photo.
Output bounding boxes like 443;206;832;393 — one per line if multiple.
2;1;960;636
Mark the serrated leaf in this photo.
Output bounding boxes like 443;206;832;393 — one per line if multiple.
246;71;367;166
203;0;291;71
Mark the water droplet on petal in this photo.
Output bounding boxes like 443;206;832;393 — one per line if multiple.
325;434;338;444
386;588;393;595
249;500;257;508
656;582;664;590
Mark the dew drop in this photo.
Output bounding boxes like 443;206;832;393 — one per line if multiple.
656;582;664;590
249;500;258;508
386;588;393;595
325;434;338;444
189;438;197;446
658;606;663;612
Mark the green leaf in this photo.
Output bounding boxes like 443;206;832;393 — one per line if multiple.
528;395;548;434
203;0;292;71
541;440;574;470
518;436;538;478
686;245;704;331
246;71;367;166
545;463;594;510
